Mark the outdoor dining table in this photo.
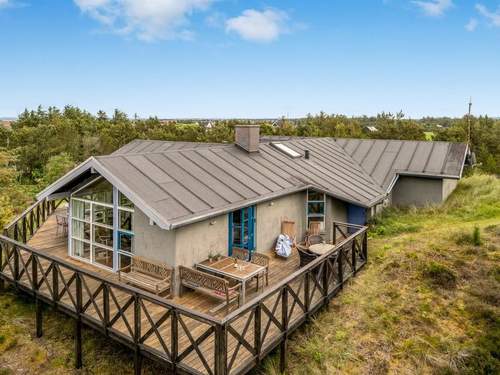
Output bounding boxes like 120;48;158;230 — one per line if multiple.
196;256;267;305
308;243;335;256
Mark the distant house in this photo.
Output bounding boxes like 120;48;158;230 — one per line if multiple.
37;126;468;295
366;126;378;132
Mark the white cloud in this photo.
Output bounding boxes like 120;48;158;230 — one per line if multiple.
412;0;453;17
465;18;478;32
225;9;289;42
476;4;500;27
74;0;213;41
0;0;10;8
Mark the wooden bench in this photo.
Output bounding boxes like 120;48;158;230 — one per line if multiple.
179;266;240;311
118;256;173;297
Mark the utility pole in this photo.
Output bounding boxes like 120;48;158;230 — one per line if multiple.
467;97;472;145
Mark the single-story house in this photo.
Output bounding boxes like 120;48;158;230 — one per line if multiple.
37;125;468;295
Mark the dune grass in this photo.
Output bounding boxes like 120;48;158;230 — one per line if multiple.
263;174;499;374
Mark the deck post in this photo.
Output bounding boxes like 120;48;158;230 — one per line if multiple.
134;294;142;375
333;223;337;244
103;284;110;333
75;273;83;369
171;310;178;374
35;297;43;338
304;271;310;315
254;304;262;365
214;322;227;375
36;205;40;230
352;239;357;275
338;248;344;289
13;222;18;241
13;245;19;282
22;217;27;243
52;264;59;302
0;240;5;290
32;254;43;337
363;230;368;262
279;286;289;373
322;258;329;308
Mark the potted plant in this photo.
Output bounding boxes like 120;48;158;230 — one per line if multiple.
214;252;222;261
208;251;214;263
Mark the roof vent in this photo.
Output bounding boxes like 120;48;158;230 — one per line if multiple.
304;150;310;160
270;142;302;158
235;125;260;153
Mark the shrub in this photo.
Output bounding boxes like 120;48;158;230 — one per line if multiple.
472;226;481;246
423;261;457;288
455;227;482;247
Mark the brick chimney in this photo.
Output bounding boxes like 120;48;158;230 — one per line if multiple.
235;125;260;153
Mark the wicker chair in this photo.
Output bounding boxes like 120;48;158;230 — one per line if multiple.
297;247;318;268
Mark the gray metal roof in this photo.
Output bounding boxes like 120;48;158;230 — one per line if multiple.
112;139;229;155
38;137;467;230
335;138;468;190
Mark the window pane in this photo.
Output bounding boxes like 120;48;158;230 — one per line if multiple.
233;211;241;225
308;190;324;201
118;232;134;253
72;220;90;241
93;246;113;268
74;178;113;204
93;225;113;247
119;192;134;209
119;253;132;270
308;202;325;215
93;204;113;226
233;225;241;244
71;200;90;221
72;239;90;260
119;210;133;231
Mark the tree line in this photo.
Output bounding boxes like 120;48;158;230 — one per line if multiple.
0;106;498;226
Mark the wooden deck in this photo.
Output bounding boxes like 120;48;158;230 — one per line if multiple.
1;200;368;375
28;208;301;318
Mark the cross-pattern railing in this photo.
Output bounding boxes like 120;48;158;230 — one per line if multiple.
2;198;62;243
1;205;368;375
220;221;368;374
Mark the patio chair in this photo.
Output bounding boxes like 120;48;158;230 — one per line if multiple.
231;247;270;289
297;247;318;268
56;214;68;236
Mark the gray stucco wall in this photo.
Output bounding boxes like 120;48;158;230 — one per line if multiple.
325;197;348;241
133;208;176;266
391;176;444;207
255;192;307;251
442;178;458;201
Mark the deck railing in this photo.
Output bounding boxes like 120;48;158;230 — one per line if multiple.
1;206;368;375
2;198;63;243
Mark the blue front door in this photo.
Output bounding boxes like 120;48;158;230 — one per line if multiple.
347;204;366;233
228;206;255;255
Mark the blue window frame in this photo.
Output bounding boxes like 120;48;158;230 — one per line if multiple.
228;206;255;255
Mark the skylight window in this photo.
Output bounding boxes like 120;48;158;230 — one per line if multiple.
271;142;302;158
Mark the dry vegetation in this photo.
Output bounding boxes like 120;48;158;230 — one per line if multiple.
264;174;500;374
0;174;498;374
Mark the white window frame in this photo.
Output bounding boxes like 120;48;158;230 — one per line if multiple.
68;178;134;272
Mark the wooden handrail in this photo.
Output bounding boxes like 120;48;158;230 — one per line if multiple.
0;234;221;325
223;223;368;323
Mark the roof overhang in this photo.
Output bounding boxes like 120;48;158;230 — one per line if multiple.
36;157;173;230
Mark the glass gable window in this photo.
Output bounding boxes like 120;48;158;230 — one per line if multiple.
307;189;326;232
70;177;134;271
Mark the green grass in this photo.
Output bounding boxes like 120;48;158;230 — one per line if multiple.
263;173;500;374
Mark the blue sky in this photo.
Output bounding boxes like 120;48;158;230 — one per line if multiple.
0;0;499;118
